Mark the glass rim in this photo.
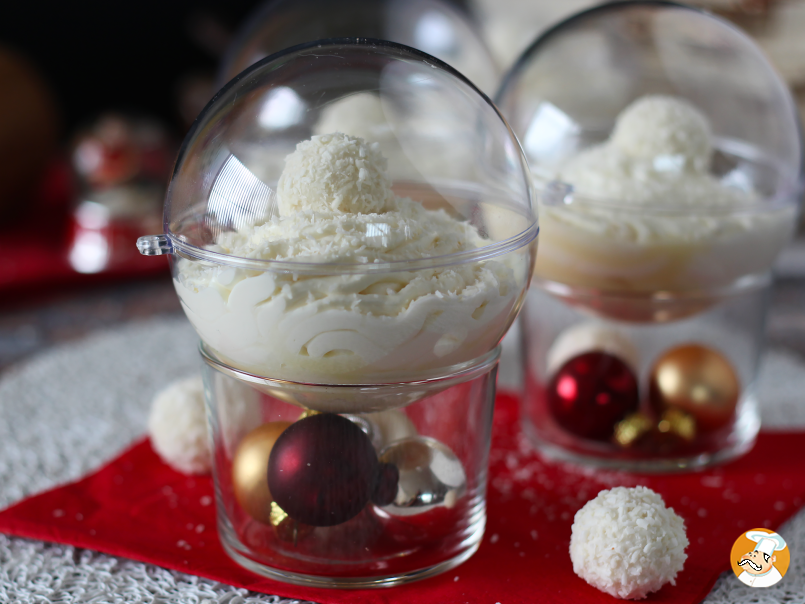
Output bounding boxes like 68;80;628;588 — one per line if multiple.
168;217;537;273
533;271;772;302
199;340;501;388
533;177;802;217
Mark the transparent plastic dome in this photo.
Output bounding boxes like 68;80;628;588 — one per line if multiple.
139;39;537;387
219;0;499;94
496;1;803;309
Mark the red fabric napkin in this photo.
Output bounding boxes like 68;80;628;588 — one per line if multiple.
0;392;803;603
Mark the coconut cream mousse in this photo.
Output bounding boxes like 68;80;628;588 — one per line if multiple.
174;132;520;384
534;95;796;294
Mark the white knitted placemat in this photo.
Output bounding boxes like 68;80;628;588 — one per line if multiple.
0;318;802;603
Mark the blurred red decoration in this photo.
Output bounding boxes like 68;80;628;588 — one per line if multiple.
67;114;174;275
547;351;640;441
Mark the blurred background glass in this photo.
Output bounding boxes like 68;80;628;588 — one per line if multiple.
219;0;497;94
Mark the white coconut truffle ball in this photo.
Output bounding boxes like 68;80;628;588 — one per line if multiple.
570;486;688;600
277;132;396;216
315;93;393;144
610;96;712;172
546;322;639;376
148;376;211;475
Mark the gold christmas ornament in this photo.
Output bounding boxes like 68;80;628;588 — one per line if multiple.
613;413;653;447
269;501;314;544
232;421;292;524
649;344;740;432
614;408;697;452
657;408;696;441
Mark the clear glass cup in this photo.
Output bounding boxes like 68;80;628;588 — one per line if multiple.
218;0;499;94
201;343;499;587
519;277;769;471
137;39;537;582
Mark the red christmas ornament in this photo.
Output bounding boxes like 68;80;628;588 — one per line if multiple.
372;462;399;507
546;351;639;440
267;413;378;527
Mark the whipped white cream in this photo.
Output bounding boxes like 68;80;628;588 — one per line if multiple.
534;96;796;294
175;133;520;384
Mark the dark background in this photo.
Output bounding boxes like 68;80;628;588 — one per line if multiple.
1;1;262;137
0;0;471;138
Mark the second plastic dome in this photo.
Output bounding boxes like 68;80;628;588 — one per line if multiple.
497;1;803;308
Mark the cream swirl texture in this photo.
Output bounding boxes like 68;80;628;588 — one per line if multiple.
175;133;522;384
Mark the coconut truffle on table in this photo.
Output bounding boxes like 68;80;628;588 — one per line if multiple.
148;376;211;475
570;486;688;600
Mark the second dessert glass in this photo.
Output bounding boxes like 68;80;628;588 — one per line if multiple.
496;1;802;470
138;39;537;586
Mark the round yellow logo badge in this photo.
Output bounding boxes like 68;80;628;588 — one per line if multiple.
731;528;789;588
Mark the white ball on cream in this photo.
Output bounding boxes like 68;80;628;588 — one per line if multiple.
610;95;712;172
277;132;395;216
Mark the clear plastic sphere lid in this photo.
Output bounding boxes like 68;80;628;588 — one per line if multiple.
138;39;537;386
496;1;803;296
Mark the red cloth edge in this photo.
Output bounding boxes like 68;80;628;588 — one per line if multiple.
0;393;804;604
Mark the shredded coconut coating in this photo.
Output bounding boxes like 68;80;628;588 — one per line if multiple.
570;486;688;600
277;132;395;216
559;145;752;212
208;197;484;265
148;376;210;475
555;94;752;216
555;95;751;215
611;95;712;172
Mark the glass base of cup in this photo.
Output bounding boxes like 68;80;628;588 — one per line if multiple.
521;392;760;473
218;514;484;588
202;346;498;588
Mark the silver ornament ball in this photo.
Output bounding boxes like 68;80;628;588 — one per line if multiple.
377;436;466;516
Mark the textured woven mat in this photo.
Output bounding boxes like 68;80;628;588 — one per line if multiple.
0;318;803;603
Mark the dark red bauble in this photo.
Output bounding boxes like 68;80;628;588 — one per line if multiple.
267;413;378;527
372;462;399;507
546;351;639;441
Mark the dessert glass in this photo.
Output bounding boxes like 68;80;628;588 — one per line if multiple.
138;39;537;585
202;344;500;586
496;2;802;470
